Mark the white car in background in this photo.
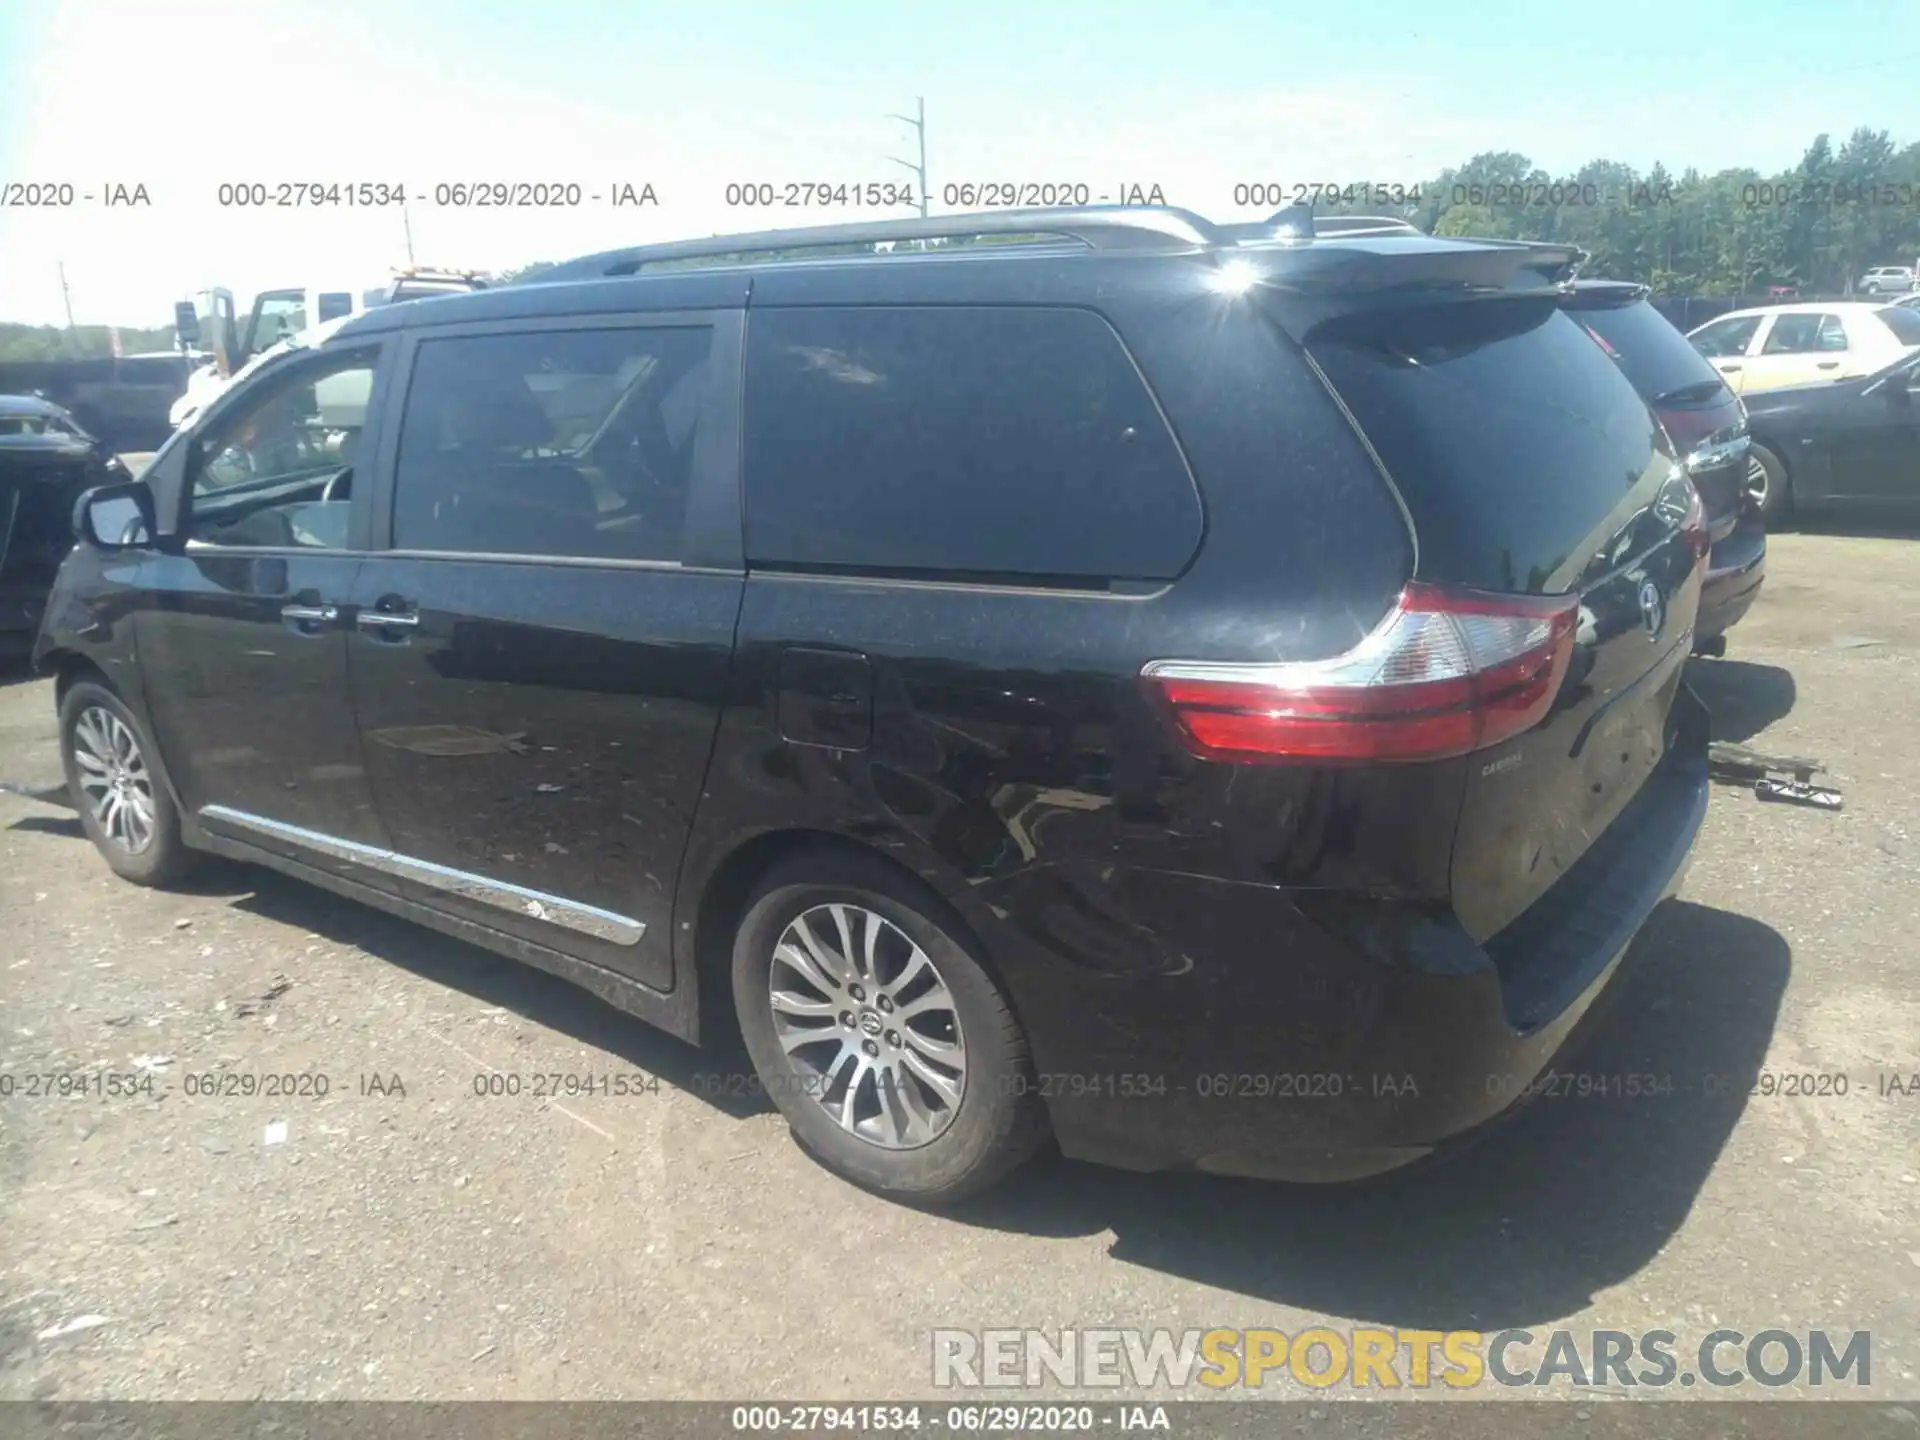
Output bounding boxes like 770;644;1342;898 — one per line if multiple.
1686;301;1920;395
1857;266;1916;295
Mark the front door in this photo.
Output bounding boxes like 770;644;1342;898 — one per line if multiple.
347;314;744;989
135;341;393;862
1689;313;1764;395
1826;361;1920;506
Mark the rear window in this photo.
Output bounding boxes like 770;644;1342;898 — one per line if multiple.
1574;300;1726;405
1876;305;1920;345
1308;299;1673;595
742;306;1201;583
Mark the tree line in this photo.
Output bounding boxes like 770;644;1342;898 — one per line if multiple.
0;323;180;363
502;127;1919;297
1329;127;1920;296
7;125;1914;362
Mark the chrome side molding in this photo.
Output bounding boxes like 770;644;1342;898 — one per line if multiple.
197;805;645;946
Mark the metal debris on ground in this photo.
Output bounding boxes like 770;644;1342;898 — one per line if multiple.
0;778;73;808
231;975;292;1018
1707;740;1844;811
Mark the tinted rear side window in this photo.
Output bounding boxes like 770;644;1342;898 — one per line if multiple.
743;306;1201;582
1308;300;1672;595
1576;300;1725;404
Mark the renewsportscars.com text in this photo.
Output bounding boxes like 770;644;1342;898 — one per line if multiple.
931;1326;1871;1391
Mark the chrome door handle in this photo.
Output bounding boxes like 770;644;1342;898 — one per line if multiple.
356;611;419;629
281;604;339;624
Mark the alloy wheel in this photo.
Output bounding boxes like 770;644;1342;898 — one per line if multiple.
72;706;156;854
1745;454;1770;508
768;902;967;1149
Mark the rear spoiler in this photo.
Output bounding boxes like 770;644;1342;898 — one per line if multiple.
1230;204;1586;328
1245;236;1588;344
1557;280;1651;310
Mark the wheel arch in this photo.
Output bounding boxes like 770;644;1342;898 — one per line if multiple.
1745;433;1797;515
683;826;1006;1050
50;649;113;707
52;652;191;821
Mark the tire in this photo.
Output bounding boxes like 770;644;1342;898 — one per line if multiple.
59;680;197;886
1746;442;1792;526
730;850;1047;1203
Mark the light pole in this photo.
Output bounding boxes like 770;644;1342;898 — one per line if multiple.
887;97;929;217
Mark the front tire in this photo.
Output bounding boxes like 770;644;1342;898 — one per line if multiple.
730;850;1047;1203
59;680;197;886
1746;442;1792;526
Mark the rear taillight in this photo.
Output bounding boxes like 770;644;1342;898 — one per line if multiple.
1681;480;1711;562
1144;583;1578;764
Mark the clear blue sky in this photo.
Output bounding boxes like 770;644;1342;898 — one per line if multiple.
1;0;1914;327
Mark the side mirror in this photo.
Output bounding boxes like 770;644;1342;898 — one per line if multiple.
173;300;202;348
73;481;156;551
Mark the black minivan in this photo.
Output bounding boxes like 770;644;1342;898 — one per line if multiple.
36;206;1711;1202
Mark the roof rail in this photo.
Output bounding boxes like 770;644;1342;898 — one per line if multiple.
1309;215;1426;237
391;265;490;285
1215;204;1425;245
530;206;1230;282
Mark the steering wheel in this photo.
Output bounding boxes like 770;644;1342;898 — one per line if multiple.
320;467;352;502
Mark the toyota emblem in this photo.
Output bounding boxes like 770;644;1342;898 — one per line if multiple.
1637;579;1663;639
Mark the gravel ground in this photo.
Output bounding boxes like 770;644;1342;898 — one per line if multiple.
0;528;1916;1406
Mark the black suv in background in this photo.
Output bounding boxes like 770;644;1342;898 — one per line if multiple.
1562;281;1764;652
1;395;132;661
36;207;1711;1202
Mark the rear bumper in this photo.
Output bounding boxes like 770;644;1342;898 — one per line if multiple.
1696;517;1766;642
986;690;1711;1183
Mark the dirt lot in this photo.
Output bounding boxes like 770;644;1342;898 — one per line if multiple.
1;530;1917;1406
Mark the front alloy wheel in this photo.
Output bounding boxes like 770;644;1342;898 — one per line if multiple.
59;679;196;887
769;902;967;1148
72;705;156;853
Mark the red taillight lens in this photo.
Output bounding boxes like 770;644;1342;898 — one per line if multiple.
1144;582;1579;764
1681;481;1711;562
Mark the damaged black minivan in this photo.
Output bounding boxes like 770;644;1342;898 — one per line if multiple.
34;206;1710;1201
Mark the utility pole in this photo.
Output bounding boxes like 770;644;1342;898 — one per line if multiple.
886;97;929;217
402;198;418;267
58;261;76;329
